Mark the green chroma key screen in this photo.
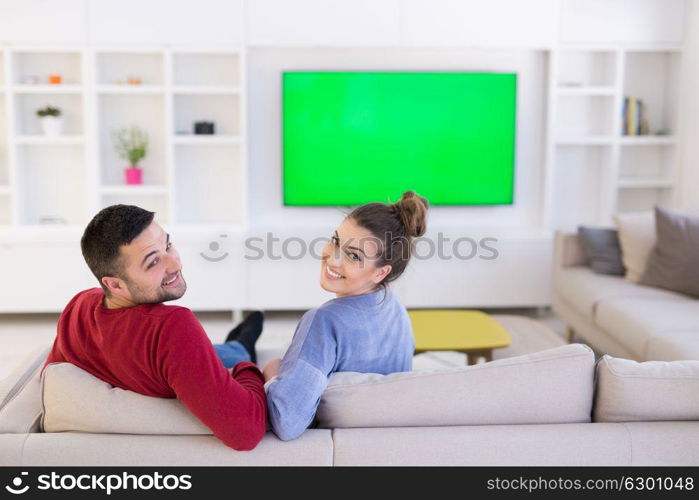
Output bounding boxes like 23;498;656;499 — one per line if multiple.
282;71;517;206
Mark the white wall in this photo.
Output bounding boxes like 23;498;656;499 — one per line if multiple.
247;47;546;232
679;0;699;208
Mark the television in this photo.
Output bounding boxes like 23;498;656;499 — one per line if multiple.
282;71;517;206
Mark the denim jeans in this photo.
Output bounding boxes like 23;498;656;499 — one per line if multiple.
213;340;251;369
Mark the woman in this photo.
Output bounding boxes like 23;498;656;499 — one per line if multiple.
263;190;429;441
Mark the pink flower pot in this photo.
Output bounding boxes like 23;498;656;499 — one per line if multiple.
125;167;143;185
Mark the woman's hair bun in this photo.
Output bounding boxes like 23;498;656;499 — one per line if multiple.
393;190;429;238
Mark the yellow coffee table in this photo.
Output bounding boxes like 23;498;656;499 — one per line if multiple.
409;309;512;365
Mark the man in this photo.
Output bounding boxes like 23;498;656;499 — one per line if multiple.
43;204;266;451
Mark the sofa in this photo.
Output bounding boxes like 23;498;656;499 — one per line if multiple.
2;342;699;466
553;231;699;362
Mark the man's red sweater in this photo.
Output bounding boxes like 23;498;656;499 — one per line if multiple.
43;288;267;451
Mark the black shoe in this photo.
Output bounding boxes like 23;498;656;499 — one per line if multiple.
225;311;264;364
225;311;264;342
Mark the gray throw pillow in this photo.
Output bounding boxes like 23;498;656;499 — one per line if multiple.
640;206;699;298
577;226;626;275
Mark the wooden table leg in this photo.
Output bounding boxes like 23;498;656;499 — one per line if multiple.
465;349;493;365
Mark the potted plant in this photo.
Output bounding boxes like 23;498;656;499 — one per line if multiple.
36;106;63;136
112;126;148;185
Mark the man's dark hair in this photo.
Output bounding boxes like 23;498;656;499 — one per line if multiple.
81;204;155;294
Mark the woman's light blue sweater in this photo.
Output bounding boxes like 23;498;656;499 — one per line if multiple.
266;288;414;441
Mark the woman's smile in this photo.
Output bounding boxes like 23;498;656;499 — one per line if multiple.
325;265;344;280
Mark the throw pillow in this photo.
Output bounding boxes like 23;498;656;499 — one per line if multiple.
640;206;699;298
612;211;655;283
577;226;625;275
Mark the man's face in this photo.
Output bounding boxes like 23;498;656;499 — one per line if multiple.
103;222;187;305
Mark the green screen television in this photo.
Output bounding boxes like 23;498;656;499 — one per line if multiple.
282;71;517;206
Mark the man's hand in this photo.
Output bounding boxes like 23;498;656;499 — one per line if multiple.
263;358;281;382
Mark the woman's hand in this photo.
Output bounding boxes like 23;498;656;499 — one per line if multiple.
263;358;282;382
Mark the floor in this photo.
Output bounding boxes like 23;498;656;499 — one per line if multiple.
0;306;571;380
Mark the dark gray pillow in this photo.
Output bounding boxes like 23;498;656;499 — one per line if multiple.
577;226;626;275
640;206;699;298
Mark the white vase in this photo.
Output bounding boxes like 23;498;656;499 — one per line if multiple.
40;116;63;137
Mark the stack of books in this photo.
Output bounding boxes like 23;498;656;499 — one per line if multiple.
622;96;650;135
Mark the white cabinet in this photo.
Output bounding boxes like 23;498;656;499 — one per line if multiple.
247;0;401;46
86;0;245;45
0;0;88;44
559;0;685;45
400;0;557;48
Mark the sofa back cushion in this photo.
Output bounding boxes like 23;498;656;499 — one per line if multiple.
593;355;699;422
42;345;594;435
316;344;595;429
41;363;211;435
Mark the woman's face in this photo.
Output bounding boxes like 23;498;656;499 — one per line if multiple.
319;218;392;298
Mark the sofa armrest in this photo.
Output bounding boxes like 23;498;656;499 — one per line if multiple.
0;346;50;434
554;230;587;270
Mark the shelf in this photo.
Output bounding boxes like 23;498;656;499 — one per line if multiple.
173;86;240;95
11;50;83;86
100;185;169;196
557;86;616;96
96;52;165;86
172;52;240;87
15;135;84;145
618;178;674;189
556;137;615;145
173;94;240;136
172;135;241;145
619;136;676;146
617;188;674;214
12;85;83;94
98;93;167;186
623;51;680;140
557;50;617;88
15;146;87;226
14;93;84;136
96;85;165;94
555;94;615;137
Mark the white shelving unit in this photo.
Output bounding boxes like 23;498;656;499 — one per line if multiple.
548;46;682;230
0;0;688;313
0;46;246;230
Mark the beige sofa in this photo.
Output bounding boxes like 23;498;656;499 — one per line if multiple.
553;231;699;362
2;343;699;466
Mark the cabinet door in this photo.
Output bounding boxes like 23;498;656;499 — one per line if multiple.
0;242;94;312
